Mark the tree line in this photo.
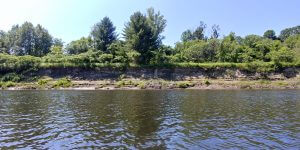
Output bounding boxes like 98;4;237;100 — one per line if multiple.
0;8;299;66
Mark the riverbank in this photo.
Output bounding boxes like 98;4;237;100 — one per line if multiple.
2;78;300;90
1;64;300;90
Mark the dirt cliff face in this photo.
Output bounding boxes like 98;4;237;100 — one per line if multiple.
32;67;300;80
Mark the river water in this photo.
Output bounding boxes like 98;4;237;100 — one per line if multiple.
0;90;299;149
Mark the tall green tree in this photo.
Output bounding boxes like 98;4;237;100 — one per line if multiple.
124;12;154;64
218;32;241;62
124;8;166;64
263;30;277;40
181;30;194;42
0;30;7;53
279;25;300;41
18;22;36;55
5;25;21;54
146;7;167;47
90;17;117;53
4;22;54;56
53;38;64;47
34;24;53;56
180;21;208;42
211;24;220;39
193;21;207;40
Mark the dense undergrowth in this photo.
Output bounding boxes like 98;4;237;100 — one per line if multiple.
0;53;299;75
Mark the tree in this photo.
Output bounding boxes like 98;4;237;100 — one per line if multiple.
181;30;194;42
108;41;130;64
218;32;242;62
211;24;220;39
181;21;207;42
53;38;64;47
268;47;294;63
65;37;93;54
17;22;36;55
91;17;117;53
193;21;207;40
263;30;277;40
124;9;166;64
279;26;300;41
34;24;53;56
124;12;154;64
4;22;54;56
183;40;209;62
146;7;167;47
0;30;7;53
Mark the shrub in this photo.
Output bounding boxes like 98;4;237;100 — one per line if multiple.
1;73;21;82
138;82;146;89
205;80;211;86
115;80;126;88
53;78;72;88
176;81;194;88
4;81;16;88
38;79;50;86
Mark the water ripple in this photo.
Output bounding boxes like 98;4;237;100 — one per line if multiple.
0;90;299;149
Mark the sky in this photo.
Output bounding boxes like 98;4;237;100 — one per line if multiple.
0;0;299;46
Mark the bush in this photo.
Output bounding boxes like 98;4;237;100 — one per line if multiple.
38;78;50;86
99;54;113;63
53;78;72;88
0;81;16;88
115;80;126;88
205;80;211;86
138;82;146;89
1;73;21;82
176;81;194;88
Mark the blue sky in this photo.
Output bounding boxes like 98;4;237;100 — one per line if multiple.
0;0;299;46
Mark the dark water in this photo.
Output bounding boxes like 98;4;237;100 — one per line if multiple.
0;90;299;149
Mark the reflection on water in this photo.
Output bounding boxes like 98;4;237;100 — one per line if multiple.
0;90;299;149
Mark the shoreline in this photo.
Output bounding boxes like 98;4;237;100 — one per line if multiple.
2;78;300;90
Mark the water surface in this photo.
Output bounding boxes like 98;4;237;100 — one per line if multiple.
0;90;299;149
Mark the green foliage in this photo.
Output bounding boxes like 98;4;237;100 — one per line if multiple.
181;21;207;42
268;47;295;63
37;77;52;86
0;54;41;72
181;30;194;42
4;81;16;88
138;82;146;89
0;11;299;76
49;45;63;55
176;81;194;88
53;78;72;88
279;25;300;41
108;42;130;64
1;22;53;56
90;17;117;52
218;33;242;62
65;37;93;54
0;81;16;88
211;25;220;39
123;8;166;64
205;80;211;86
99;54;113;63
263;30;277;40
1;73;21;82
